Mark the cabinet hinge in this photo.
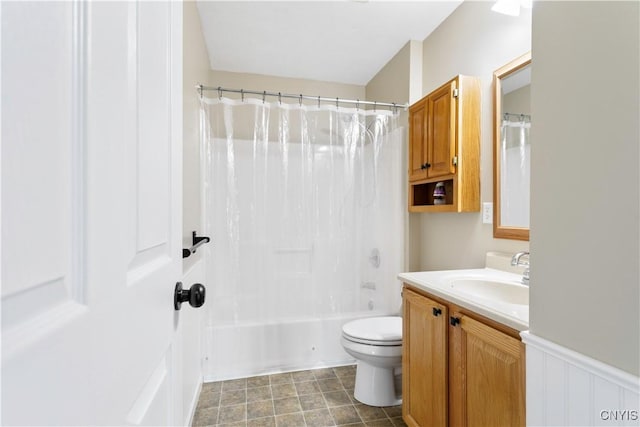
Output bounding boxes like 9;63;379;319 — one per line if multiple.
453;88;459;98
452;156;458;166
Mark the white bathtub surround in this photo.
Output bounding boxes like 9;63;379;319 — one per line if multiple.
203;313;385;382
522;331;640;427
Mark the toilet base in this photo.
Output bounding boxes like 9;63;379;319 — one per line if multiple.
353;361;402;407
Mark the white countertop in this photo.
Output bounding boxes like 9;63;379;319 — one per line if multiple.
398;268;529;331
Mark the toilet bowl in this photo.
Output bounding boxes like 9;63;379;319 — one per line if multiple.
341;316;402;407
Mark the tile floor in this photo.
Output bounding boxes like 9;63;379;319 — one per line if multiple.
191;365;406;427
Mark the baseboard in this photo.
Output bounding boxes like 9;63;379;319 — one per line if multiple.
521;331;639;426
185;380;202;427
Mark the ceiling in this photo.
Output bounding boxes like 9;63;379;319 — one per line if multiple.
196;1;463;86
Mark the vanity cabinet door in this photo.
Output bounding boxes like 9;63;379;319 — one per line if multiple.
402;288;448;427
449;314;525;427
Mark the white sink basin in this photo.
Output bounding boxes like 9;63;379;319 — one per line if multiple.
398;268;530;331
448;279;528;305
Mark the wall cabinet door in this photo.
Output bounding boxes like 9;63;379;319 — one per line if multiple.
409;101;428;182
449;313;525;427
402;288;448;427
408;81;457;183
427;81;457;179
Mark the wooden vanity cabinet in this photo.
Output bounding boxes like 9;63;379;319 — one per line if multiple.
402;286;525;427
408;75;480;212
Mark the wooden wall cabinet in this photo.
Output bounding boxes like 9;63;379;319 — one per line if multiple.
402;286;525;427
408;75;480;212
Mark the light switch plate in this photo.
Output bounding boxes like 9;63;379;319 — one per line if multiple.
482;202;493;224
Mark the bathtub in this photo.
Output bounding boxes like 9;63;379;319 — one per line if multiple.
202;310;393;381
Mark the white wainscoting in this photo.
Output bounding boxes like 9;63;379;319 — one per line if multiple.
522;332;640;427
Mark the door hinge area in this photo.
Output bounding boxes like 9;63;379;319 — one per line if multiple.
453;88;459;98
452;156;458;166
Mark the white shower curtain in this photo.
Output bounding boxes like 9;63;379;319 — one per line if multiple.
199;96;404;379
500;118;531;227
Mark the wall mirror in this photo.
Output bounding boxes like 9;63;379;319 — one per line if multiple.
493;52;531;241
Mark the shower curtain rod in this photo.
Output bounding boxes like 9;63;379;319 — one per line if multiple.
503;112;531;120
197;84;408;111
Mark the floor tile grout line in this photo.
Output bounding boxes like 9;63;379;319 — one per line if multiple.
295;383;309;427
215;386;222;425
268;376;277;426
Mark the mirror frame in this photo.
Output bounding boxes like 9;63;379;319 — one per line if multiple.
493;52;531;241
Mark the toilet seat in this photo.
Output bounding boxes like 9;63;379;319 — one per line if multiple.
342;316;402;346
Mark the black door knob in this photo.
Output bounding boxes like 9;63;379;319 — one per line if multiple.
174;282;206;310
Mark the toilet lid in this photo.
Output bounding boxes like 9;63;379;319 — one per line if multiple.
342;316;402;346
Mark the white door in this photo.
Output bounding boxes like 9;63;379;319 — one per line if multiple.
2;1;184;425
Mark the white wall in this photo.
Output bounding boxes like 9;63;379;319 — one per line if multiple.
365;41;419;276
365;42;411;106
503;85;531;117
411;2;532;271
530;1;639;376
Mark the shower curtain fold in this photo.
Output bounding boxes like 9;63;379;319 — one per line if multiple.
200;97;405;380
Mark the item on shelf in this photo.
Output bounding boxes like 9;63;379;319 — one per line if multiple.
433;182;446;205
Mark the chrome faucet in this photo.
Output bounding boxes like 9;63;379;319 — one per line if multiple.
511;252;530;286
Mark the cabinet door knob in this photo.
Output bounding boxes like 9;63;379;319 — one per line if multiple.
450;316;460;326
420;163;431;170
432;307;442;317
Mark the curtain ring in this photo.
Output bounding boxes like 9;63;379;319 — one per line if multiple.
317;96;321;109
299;94;303;107
262;91;266;104
393;102;397;114
336;97;339;109
356;100;359;110
241;89;244;102
374;101;377;112
217;87;222;100
278;92;282;105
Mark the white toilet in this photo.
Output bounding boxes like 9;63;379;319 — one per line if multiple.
341;316;403;407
